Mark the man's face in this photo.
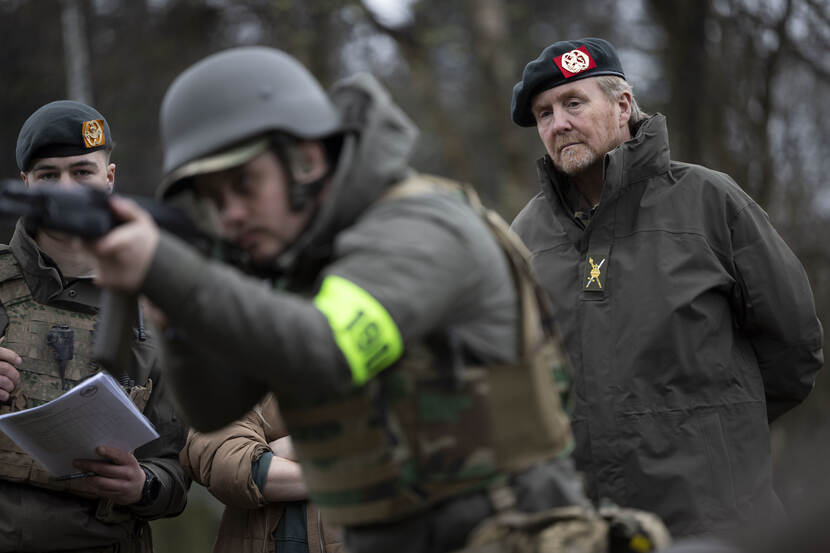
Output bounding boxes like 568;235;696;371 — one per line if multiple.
193;150;316;264
22;150;115;192
531;77;631;176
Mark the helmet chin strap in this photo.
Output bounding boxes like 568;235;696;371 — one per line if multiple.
270;133;334;212
288;174;328;212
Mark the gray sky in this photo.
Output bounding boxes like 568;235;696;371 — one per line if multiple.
362;0;413;26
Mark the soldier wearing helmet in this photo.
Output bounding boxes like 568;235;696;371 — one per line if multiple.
85;47;668;552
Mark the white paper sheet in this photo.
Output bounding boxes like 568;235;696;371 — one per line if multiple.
0;371;159;477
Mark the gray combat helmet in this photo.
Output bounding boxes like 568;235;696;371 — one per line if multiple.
158;46;342;199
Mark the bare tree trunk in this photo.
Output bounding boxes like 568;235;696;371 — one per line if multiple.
60;0;93;104
359;1;475;184
755;0;794;211
648;0;711;164
465;0;531;211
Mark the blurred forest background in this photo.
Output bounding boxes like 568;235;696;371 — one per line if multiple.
1;0;828;550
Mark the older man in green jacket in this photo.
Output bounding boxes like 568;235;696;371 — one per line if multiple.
509;37;823;537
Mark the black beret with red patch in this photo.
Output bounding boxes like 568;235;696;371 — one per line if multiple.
511;37;626;127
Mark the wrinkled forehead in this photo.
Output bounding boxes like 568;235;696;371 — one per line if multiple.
530;76;603;109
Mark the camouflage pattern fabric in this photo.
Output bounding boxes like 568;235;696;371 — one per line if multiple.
0;248;151;495
282;175;573;526
457;505;609;553
455;503;671;553
599;502;672;553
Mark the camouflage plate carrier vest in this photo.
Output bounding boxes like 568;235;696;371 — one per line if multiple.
281;175;574;526
0;245;152;496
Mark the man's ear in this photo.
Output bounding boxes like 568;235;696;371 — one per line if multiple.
291;141;328;184
20;171;29;188
106;162;116;193
618;91;633;129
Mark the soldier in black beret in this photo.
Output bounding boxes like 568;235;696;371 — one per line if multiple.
0;100;190;551
16;100;113;173
510;37;649;212
13;101;116;220
510;37;630;128
509;37;822;538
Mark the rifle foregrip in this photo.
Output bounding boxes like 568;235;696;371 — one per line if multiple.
93;290;139;381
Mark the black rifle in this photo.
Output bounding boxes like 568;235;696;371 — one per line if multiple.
0;182;245;382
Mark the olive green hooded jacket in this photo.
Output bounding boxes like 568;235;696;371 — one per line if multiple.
142;73;520;427
139;74;593;552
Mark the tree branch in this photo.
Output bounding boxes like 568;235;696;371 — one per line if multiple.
804;0;830;29
733;1;830;84
356;1;420;51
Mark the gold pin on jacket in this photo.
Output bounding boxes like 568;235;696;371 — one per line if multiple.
585;256;605;289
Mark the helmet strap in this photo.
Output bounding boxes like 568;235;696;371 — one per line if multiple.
289;175;328;212
270;133;332;212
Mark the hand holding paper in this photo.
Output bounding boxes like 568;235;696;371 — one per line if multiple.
70;445;147;505
0;371;159;478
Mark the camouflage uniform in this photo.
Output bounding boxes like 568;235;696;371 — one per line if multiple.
0;220;189;552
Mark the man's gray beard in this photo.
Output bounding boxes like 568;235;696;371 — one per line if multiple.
556;146;598;176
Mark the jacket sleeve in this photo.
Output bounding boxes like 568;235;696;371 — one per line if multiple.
141;233;350;431
139;195;504;431
0;302;8;336
730;202;823;422
179;401;274;509
128;327;192;520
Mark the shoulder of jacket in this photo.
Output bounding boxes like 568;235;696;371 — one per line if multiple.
0;247;26;300
512;191;547;220
669;161;745;192
361;174;475;234
665;162;761;238
379;173;463;204
0;244;18;273
510;191;551;240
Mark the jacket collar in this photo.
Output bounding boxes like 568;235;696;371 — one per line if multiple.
603;113;670;199
273;73;419;281
10;219;63;303
9;219;99;310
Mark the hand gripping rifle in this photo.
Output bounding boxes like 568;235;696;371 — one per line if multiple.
0;182;245;384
